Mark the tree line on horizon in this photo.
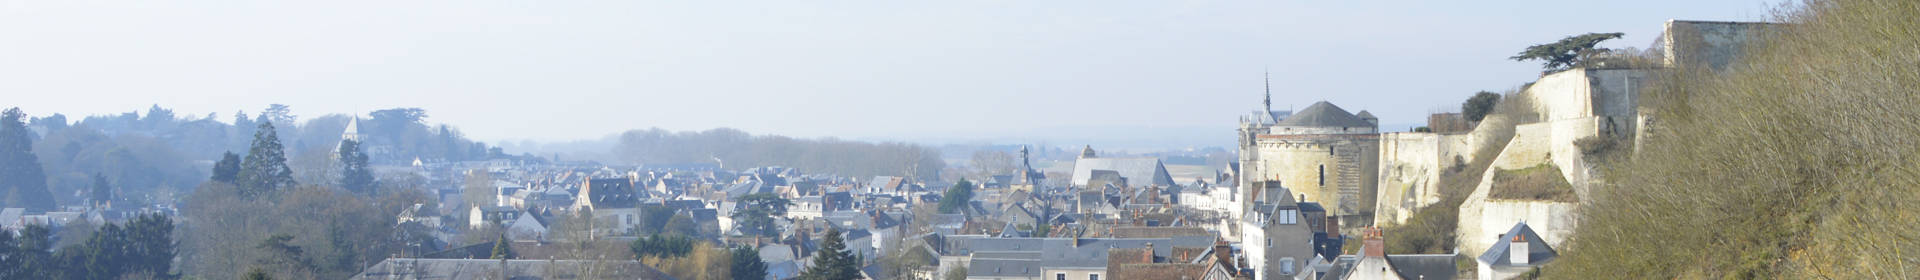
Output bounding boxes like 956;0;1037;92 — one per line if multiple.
0;104;511;210
613;127;947;180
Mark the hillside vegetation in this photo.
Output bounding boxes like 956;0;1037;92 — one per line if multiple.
1548;0;1920;278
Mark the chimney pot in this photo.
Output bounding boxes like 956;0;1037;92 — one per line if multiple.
1511;233;1531;265
1144;243;1155;263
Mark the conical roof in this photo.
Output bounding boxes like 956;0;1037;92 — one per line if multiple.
1275;101;1374;127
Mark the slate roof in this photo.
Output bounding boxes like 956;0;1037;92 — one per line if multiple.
949;235;1216;267
1386;254;1459;280
1071;157;1175;187
868;176;905;191
580;178;638;209
1110;263;1217;280
1275;101;1374;127
1109;227;1213;239
1477;222;1558;266
351;258;676;280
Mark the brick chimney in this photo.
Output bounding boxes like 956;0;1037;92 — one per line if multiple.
1143;243;1155;263
1510;233;1530;265
1362;227;1385;258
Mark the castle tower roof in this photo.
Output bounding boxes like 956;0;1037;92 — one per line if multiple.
1275;101;1374;127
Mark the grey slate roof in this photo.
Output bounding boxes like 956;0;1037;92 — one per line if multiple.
1477;222;1558;266
1070;157;1175;186
350;258;675;279
958;236;1215;278
1385;254;1459;280
1275;101;1374;127
581;178;639;209
950;235;1216;267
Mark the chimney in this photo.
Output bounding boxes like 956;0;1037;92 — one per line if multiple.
1362;227;1386;258
1510;233;1530;265
1143;243;1155;263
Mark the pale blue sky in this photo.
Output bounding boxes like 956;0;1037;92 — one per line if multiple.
0;1;1781;149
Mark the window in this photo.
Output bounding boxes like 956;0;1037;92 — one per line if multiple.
1278;209;1297;224
1088;274;1100;280
1318;165;1325;186
1057;273;1067;280
1280;257;1296;274
1266;238;1271;248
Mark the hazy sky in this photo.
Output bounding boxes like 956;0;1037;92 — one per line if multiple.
1;1;1781;148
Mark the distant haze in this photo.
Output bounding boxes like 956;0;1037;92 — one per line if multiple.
0;1;1780;149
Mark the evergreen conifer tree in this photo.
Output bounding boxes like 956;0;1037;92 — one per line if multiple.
338;140;375;196
89;174;110;208
0;108;56;211
211;152;241;183
731;246;768;280
236;122;295;198
490;234;512;259
799;227;861;280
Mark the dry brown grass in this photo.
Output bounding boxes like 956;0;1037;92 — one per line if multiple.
1548;0;1920;278
1489;164;1577;202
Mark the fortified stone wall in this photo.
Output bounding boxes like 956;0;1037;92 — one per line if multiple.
1661;20;1776;71
1373;132;1468;225
1252;136;1379;223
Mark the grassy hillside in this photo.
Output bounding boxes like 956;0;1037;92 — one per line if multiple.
1547;0;1920;278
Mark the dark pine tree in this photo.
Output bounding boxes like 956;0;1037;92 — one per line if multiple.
211;152;242;183
731;246;768;280
0;108;56;211
490;234;512;259
937;180;975;214
338;140;375;196
799;227;861;280
89;174;111;209
236;122;296;198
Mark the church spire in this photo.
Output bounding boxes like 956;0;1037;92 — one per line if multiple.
1264;69;1273;114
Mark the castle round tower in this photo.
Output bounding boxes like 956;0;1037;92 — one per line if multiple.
1239;101;1380;230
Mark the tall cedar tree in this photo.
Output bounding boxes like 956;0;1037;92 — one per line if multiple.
236;122;296;198
937;180;974;214
1509;32;1625;71
90;173;111;208
0;108;56;211
211;152;241;183
730;246;768;280
799;227;861;280
338;140;376;196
